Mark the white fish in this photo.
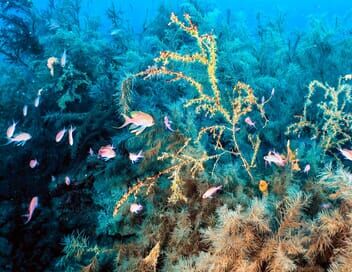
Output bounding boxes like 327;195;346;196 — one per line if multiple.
129;150;144;164
37;88;43;96
130;203;143;214
65;176;70;186
68;126;76;146
34;96;40;108
202;185;222;199
61;49;67;68
23;105;28;117
6;121;17;138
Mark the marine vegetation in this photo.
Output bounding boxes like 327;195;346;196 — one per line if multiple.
2;0;352;271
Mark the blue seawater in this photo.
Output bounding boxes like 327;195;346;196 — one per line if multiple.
1;0;352;271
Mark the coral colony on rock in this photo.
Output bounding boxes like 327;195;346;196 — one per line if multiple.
2;0;352;271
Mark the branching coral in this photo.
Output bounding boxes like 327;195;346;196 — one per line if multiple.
132;13;272;180
113;12;273;217
287;75;352;154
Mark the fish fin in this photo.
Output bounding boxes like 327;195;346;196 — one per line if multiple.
1;138;13;146
118;114;133;129
129;124;139;130
22;213;31;224
132;126;146;135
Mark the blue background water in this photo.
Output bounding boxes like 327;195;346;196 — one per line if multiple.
33;0;352;32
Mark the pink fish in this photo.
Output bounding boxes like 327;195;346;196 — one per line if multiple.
202;185;222;199
303;164;310;174
55;128;67;142
29;159;39;169
130;203;143;214
244;117;256;128
23;105;28;117
118;111;154;135
68;126;76;146
340;148;352;161
164;116;174;131
264;151;286;167
6;121;17;138
98;145;116;161
129;150;143;164
23;196;38;224
65;176;70;186
8;132;32;146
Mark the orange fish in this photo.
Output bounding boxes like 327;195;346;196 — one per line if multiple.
8;132;32;146
55;128;67;142
259;180;268;196
118;111;154;135
340;148;352;160
202;185;222;199
98;145;116;161
47;57;58;76
23;196;39;224
6;121;17;138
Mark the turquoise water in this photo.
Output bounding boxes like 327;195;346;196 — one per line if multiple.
1;0;352;271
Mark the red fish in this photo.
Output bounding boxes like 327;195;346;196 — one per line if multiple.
23;196;39;224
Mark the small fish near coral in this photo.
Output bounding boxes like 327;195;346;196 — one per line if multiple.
118;111;154;135
23;196;39;224
98;145;116;161
202;186;222;199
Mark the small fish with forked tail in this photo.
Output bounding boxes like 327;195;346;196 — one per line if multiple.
118;111;154;135
129;150;143;164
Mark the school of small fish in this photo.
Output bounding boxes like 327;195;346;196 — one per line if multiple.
3;75;344;225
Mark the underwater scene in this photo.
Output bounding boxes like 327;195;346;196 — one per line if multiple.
2;0;352;271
